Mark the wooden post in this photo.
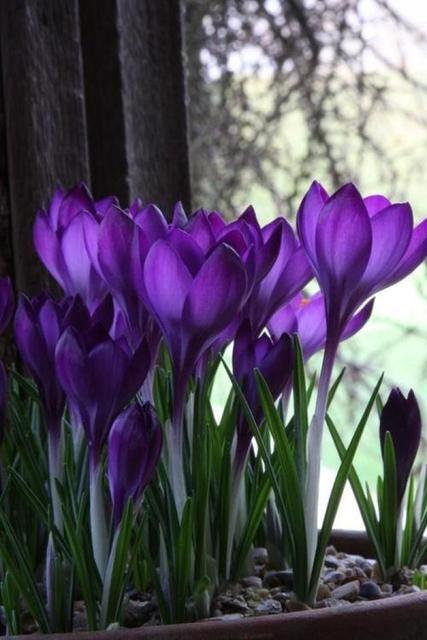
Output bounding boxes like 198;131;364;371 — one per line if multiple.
81;0;192;215
0;0;90;295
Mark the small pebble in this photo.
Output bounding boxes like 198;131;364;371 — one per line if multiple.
325;555;340;569
323;570;346;584
254;599;282;616
325;545;338;556
359;581;382;600
217;595;250;614
286;600;311;613
320;598;352;608
381;583;393;594
316;584;332;601
331;580;360;602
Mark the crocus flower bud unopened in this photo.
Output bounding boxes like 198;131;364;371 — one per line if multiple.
108;402;162;527
380;388;422;504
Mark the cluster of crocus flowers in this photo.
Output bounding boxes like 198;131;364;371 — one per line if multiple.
1;177;424;626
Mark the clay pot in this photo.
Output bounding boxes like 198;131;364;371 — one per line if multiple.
12;530;427;640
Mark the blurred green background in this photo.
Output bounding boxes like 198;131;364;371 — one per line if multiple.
184;0;427;527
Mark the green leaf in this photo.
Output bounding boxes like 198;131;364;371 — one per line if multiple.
175;498;194;622
292;335;309;488
310;374;383;601
0;508;50;632
401;475;415;567
254;369;308;600
232;471;271;579
327;368;346;408
381;431;398;572
101;500;134;627
327;412;387;578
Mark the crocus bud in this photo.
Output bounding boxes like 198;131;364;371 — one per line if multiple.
108;403;162;527
380;388;422;504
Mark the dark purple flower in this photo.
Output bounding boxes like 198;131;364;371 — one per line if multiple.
15;293;71;442
33;184;114;311
245;218;313;334
297;182;427;340
232;321;293;469
55;326;150;467
268;292;374;360
380;388;422;504
144;234;248;423
108;402;162;527
0;277;14;334
84;204;162;355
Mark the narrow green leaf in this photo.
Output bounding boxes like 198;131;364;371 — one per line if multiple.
310;374;383;600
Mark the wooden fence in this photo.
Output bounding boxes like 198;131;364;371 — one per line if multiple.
0;0;191;295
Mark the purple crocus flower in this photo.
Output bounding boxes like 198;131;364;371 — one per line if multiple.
268;292;375;360
55;326;150;468
15;293;70;444
245;218;313;335
380;388;422;504
55;325;150;574
232;321;293;470
144;233;248;424
83;204;162;356
297;181;427;572
0;277;14;334
33;184;114;311
297;181;427;341
108;402;162;528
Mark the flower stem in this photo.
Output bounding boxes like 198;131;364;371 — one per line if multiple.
166;419;187;520
89;458;109;579
48;428;64;533
305;338;338;574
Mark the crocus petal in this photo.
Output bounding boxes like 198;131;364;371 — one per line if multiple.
315;184;372;326
61;213;107;307
133;204;168;242
57;183;94;229
341;299;375;342
297;180;329;267
183;244;247;338
294;294;327;358
33;213;69;291
268;301;298;342
167;228;205;276
144;240;192;338
383;219;427;288
55;328;92;424
172;201;188;228
185;210;216;253
356;203;413;295
363;195;391;216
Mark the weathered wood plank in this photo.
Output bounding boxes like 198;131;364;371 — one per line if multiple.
116;0;192;214
0;0;90;295
79;0;129;206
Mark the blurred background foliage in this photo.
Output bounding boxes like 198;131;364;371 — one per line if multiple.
183;0;427;522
